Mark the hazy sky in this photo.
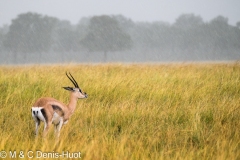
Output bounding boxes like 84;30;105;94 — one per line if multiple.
0;0;240;26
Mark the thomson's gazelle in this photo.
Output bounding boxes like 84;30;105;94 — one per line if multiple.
31;72;87;137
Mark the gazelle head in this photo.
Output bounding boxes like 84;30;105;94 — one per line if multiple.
63;72;88;99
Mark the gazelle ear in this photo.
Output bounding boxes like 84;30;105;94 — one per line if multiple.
63;87;74;91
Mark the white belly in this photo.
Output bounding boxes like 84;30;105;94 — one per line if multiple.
52;112;63;125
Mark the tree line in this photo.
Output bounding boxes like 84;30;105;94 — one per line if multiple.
0;12;240;63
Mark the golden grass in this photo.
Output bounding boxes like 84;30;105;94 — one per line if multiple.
0;63;239;159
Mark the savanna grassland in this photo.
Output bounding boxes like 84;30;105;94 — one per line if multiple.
0;63;239;160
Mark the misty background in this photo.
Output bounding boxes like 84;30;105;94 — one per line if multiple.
0;1;240;64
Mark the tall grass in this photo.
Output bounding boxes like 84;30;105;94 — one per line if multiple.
0;63;239;159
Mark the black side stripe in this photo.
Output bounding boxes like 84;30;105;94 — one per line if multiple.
41;108;48;122
52;105;64;116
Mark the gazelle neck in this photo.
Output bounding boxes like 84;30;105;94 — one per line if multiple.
67;93;78;115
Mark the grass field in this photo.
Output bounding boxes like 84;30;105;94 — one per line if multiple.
0;63;239;159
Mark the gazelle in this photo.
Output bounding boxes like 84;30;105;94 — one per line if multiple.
31;72;87;137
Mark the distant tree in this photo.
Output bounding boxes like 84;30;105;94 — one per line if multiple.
236;21;240;29
173;14;205;51
174;14;204;29
4;12;58;53
77;17;90;33
111;15;135;32
208;16;230;51
54;28;79;52
130;22;171;50
0;32;3;51
76;17;91;51
210;15;228;27
52;20;79;52
81;15;132;61
0;26;8;51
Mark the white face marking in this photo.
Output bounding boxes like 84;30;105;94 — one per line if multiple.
73;88;80;92
73;88;87;99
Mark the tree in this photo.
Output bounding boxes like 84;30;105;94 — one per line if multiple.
172;14;205;52
174;14;204;29
237;21;240;29
81;15;132;61
207;16;230;51
111;15;135;32
52;20;79;52
0;25;8;51
4;12;58;53
210;15;228;27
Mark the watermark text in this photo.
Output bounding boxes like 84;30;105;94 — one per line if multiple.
0;150;81;159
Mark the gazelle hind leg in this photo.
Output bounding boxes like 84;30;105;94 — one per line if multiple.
40;107;52;138
43;121;51;137
32;111;40;136
35;120;40;135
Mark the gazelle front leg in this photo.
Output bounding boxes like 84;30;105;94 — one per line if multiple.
55;118;64;138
